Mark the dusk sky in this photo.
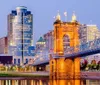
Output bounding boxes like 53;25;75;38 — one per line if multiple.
0;0;100;44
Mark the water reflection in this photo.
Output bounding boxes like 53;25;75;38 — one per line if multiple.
50;80;84;85
0;79;99;85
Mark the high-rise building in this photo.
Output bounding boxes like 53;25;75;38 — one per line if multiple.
79;24;87;44
0;37;8;54
43;30;54;52
7;6;35;65
86;25;100;41
79;24;100;44
36;37;46;50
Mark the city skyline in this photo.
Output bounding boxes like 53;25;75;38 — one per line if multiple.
0;0;100;44
0;1;99;84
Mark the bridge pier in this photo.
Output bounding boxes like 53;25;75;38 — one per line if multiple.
50;80;81;85
50;56;81;85
74;57;81;85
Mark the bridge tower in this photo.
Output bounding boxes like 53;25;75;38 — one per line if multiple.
50;12;81;85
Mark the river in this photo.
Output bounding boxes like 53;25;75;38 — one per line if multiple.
0;79;99;85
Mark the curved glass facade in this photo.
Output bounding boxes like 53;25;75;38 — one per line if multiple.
8;6;35;64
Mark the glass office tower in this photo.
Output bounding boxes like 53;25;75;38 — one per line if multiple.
8;6;35;65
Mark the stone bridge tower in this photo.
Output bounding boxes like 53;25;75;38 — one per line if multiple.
50;12;81;85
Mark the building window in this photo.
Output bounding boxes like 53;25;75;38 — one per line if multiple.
63;35;70;50
26;59;28;63
14;59;16;64
18;59;20;64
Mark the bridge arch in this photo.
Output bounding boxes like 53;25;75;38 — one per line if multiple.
63;35;70;51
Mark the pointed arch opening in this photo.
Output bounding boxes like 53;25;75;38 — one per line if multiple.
63;35;70;53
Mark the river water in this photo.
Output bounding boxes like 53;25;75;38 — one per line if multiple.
0;79;100;85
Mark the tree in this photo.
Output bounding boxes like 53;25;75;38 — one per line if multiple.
97;61;100;70
91;60;97;70
80;59;88;70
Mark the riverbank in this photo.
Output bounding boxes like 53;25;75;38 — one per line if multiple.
0;71;100;80
0;71;49;80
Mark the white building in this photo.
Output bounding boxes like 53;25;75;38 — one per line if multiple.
79;24;100;44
